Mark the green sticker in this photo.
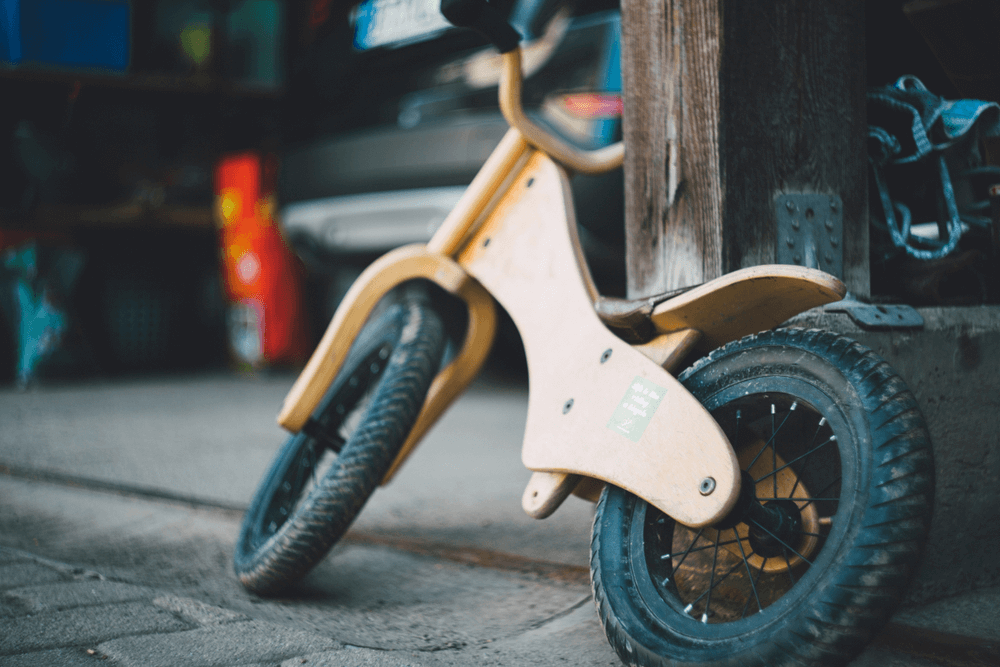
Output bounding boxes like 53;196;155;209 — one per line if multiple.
607;376;667;442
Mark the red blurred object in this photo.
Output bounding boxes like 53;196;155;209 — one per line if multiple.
558;92;623;119
215;152;310;367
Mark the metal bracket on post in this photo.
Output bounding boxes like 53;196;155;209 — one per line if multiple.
823;297;924;330
776;194;844;279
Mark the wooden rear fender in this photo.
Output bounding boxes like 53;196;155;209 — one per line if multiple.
650;265;846;351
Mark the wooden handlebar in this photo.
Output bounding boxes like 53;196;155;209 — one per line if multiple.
499;49;624;174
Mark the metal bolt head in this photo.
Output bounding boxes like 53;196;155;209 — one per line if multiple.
793;254;802;264
791;219;800;231
825;219;834;231
785;237;795;248
825;253;833;264
785;200;796;212
830;199;838;211
699;477;716;496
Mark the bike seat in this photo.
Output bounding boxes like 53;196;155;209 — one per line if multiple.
596;266;846;348
594;287;694;342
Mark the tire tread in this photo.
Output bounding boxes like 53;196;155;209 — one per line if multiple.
591;327;934;667
234;297;445;595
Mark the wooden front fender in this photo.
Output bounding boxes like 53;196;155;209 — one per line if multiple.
278;246;497;481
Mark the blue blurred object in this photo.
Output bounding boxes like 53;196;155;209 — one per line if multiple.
0;0;129;71
0;0;20;63
2;243;68;387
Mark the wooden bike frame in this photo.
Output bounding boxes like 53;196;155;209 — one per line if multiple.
277;50;845;529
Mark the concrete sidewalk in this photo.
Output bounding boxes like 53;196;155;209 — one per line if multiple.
0;372;596;566
3;478;1000;667
0;542;602;667
0;474;616;667
2;480;999;667
2;374;999;666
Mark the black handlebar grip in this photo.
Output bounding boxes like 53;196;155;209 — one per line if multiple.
440;0;520;53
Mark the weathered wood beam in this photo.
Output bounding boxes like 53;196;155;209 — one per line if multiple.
621;0;868;298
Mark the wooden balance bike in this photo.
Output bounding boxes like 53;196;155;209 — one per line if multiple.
235;2;934;665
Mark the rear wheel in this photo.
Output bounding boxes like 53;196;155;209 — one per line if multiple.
591;328;933;667
234;285;445;595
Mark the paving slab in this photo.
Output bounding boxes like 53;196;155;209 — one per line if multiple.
0;598;28;617
0;561;66;590
0;600;190;655
282;647;429;667
0;647;109;667
153;594;251;626
3;580;155;612
849;644;947;667
233;541;593;653
0;475;620;665
96;620;340;667
892;586;1000;642
0;548;32;564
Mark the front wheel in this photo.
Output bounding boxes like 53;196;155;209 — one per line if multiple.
234;285;445;595
591;328;934;667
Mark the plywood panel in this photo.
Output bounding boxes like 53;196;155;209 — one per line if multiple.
460;151;740;528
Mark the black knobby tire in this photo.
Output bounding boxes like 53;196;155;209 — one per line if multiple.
591;328;934;667
234;289;445;595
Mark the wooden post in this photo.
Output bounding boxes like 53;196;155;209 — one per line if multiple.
621;0;868;299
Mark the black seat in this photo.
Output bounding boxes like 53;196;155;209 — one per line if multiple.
594;286;696;342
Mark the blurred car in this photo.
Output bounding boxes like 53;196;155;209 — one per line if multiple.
279;0;626;315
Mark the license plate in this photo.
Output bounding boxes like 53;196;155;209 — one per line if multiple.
353;0;452;50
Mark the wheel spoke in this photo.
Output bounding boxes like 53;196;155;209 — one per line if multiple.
783;548;797;586
671;528;706;576
789;416;827;497
755;435;837;484
733;528;763;616
685;560;744;616
291;441;314;503
309;441;318;488
740;557;769;618
662;536;749;560
702;539;722;623
772;403;779;497
797;478;840;512
747;401;797;472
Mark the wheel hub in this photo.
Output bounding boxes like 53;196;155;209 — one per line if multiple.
747;499;803;558
702;439;821;573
